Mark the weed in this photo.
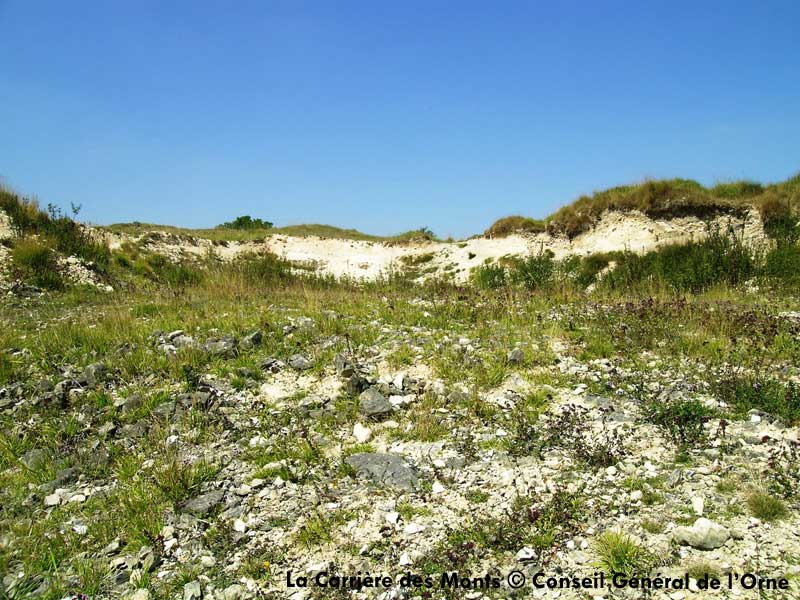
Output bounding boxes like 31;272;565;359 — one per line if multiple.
472;264;507;289
746;490;788;522
10;239;64;289
643;397;714;448
593;530;655;577
765;441;800;498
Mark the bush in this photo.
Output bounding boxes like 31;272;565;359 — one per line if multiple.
577;253;617;288
603;229;754;293
472;264;507;289
714;374;800;423
1;187;110;271
217;215;273;230
762;243;800;286
746;490;787;522
10;239;64;289
485;215;546;237
593;531;655;577
644;397;714;447
758;196;797;242
508;252;556;290
130;252;202;287
237;252;294;286
766;441;799;498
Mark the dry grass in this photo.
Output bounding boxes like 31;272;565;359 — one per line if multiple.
490;173;800;240
104;222;437;243
484;215;547;237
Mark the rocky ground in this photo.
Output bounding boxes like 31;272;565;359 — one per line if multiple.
1;282;799;600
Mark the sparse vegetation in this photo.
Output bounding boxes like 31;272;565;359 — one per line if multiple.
2;175;800;599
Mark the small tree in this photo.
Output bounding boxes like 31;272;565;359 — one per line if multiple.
217;215;273;230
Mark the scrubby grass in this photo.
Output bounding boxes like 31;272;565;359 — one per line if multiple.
484;215;546;237
1;185;110;270
10;238;64;289
747;490;788;522
545;174;800;239
105;221;438;243
593;530;655;577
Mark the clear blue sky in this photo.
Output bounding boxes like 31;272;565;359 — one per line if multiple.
1;1;798;238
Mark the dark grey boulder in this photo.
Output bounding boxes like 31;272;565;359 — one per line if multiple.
288;354;313;370
204;337;237;358
182;489;225;515
78;362;108;386
346;453;420;492
346;374;369;396
240;330;263;350
20;448;49;471
358;388;392;417
334;353;356;378
507;348;525;364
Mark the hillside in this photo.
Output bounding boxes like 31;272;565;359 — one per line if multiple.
2;175;798;290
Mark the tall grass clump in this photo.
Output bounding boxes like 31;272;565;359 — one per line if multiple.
10;239;64;289
472;263;507;289
1;186;110;270
603;228;754;293
484;215;546;237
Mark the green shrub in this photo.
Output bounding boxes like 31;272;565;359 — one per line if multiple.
758;196;797;242
237;252;294;285
472;264;507;289
593;530;655;577
1;187;110;271
217;215;273;230
714;374;800;423
10;239;64;289
485;215;546;237
508;252;556;290
746;490;787;522
604;229;754;293
762;243;800;286
577;253;617;287
644;397;714;447
140;253;202;287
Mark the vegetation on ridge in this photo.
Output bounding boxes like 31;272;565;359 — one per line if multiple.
487;174;800;239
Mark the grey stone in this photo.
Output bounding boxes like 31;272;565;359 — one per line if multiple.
172;334;197;348
78;362;108;386
359;388;392;418
673;518;730;550
184;580;202;600
120;393;144;414
335;353;356;378
666;469;683;487
288;354;312;370
346;453;420;492
446;390;470;404
204;338;237;358
54;379;79;399
20;448;49;471
220;584;247;600
507;348;525;364
240;330;263;350
346;374;369;396
182;489;225;516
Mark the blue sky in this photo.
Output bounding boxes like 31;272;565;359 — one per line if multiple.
1;1;799;238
